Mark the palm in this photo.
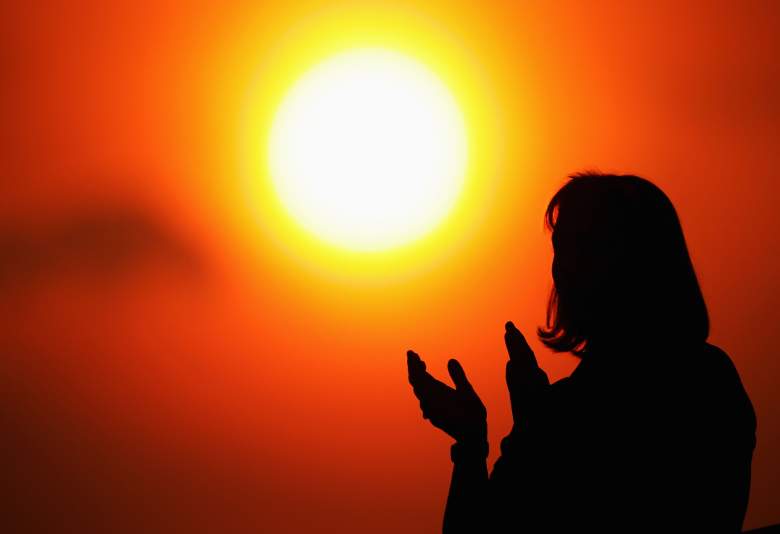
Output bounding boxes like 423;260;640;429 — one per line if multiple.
407;351;487;443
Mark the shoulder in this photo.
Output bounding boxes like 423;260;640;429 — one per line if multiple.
695;342;756;433
696;343;747;388
701;342;737;370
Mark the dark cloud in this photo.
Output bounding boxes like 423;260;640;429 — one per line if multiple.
0;205;207;288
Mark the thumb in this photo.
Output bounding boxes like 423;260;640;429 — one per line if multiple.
447;358;473;391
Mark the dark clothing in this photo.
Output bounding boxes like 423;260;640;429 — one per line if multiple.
448;342;756;533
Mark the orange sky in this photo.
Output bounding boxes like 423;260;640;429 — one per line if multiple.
1;1;779;532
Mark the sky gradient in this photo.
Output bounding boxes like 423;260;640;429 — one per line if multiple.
2;1;779;532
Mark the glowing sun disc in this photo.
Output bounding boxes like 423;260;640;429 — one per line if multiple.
268;48;468;251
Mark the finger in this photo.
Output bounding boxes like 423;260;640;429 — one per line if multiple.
504;321;535;365
505;359;522;391
407;350;425;370
407;350;427;383
447;358;473;391
505;360;522;422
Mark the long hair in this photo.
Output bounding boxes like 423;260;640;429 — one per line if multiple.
537;172;709;356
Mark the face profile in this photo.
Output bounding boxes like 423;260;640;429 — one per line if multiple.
539;172;709;355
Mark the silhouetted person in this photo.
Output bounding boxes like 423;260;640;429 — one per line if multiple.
406;172;757;533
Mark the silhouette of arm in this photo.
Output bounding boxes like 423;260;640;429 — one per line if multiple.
406;351;489;533
469;323;551;532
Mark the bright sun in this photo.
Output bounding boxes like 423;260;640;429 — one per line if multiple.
268;48;468;251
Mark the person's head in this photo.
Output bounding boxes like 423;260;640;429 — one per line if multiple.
537;172;709;356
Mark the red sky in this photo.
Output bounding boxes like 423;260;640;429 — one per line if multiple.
1;1;779;532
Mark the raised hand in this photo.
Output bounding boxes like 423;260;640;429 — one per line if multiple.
406;350;487;444
504;321;549;426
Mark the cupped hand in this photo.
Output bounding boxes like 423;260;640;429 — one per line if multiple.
406;350;487;444
504;321;549;425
